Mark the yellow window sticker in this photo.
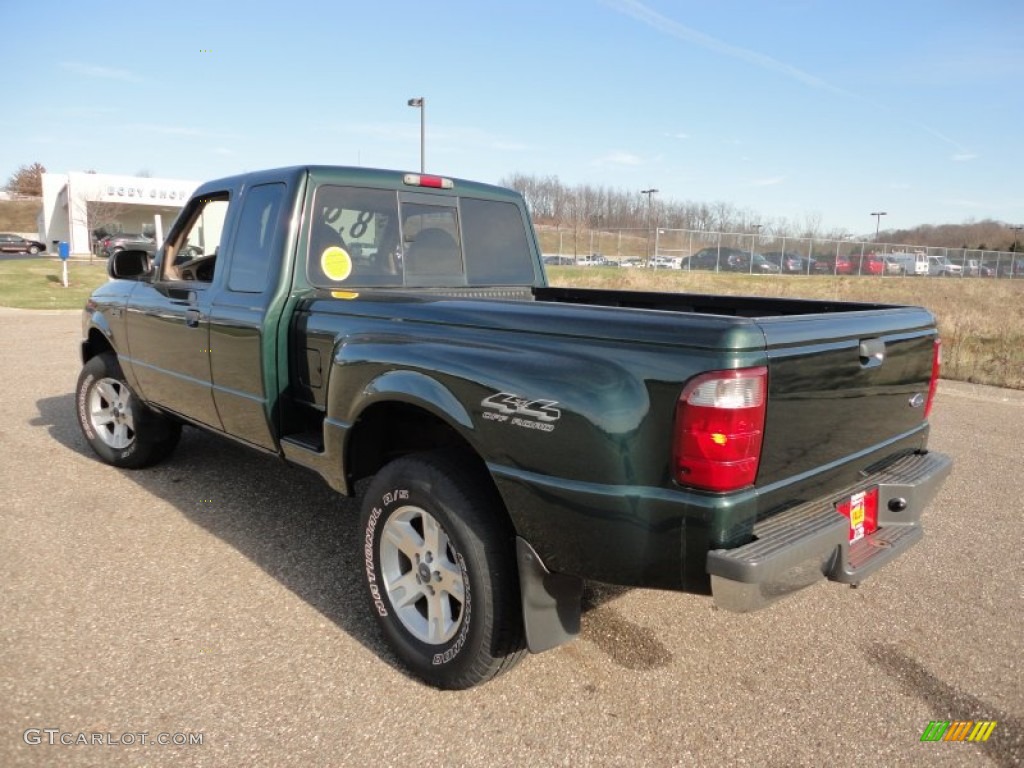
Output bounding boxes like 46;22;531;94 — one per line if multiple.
321;246;352;281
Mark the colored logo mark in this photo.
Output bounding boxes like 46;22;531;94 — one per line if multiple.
920;720;997;742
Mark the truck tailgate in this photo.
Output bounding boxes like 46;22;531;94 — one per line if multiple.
755;307;938;485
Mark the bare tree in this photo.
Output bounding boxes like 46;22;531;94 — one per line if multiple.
4;162;46;196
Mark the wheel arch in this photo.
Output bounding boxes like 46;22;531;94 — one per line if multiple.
345;396;484;488
81;324;114;365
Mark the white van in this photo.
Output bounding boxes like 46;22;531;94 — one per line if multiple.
886;251;929;275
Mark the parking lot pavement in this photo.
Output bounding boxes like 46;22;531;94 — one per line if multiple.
1;310;1021;768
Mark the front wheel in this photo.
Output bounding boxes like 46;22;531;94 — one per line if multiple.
75;352;181;468
360;451;525;689
28;245;40;255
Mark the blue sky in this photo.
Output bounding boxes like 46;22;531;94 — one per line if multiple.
3;0;1022;235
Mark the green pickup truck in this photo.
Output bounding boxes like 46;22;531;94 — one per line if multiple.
76;165;952;689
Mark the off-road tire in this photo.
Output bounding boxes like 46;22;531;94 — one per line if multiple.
360;451;526;689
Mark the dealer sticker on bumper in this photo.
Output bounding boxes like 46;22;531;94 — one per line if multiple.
836;487;879;543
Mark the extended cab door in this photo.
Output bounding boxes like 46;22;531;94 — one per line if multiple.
125;193;233;429
207;181;292;450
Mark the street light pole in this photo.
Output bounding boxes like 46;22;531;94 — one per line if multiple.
870;211;887;242
1011;225;1023;252
407;97;425;172
641;188;658;264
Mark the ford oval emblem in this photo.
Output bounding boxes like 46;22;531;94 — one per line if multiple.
909;393;926;408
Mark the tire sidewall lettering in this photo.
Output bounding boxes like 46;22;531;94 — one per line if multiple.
77;373;97;440
432;552;471;666
366;486;472;667
364;504;388;617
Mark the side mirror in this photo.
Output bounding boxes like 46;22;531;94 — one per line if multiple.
108;249;152;280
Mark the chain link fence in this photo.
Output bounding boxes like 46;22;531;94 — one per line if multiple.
537;225;1024;278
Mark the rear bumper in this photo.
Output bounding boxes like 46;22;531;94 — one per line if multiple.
707;451;952;612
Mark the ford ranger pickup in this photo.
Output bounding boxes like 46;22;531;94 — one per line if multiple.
76;165;952;689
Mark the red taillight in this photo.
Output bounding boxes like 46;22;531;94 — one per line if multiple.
403;173;453;189
673;366;767;492
924;338;941;419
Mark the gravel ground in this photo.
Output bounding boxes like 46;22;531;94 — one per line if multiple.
1;309;1021;767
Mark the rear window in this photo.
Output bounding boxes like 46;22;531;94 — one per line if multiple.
306;186;534;289
306;186;404;288
460;198;535;285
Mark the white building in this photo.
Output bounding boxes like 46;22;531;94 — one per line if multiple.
40;172;201;256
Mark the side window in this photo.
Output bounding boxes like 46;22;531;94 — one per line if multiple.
162;194;230;283
306;186;402;288
460;199;534;285
228;183;286;293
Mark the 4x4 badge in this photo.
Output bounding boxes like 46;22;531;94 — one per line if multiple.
481;392;561;432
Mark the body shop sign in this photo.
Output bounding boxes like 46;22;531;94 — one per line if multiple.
100;185;192;202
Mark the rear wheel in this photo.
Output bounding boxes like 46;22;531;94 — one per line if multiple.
360;451;525;689
75;352;181;468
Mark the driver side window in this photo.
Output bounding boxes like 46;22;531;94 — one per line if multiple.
162;194;231;283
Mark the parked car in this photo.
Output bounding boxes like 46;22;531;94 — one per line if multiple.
687;246;751;272
964;259;996;277
849;253;886;275
999;259;1024;278
815;254;854;275
927;255;962;277
0;233;47;254
619;258;644;268
883;256;907;275
688;247;728;271
763;251;805;274
648;255;682;269
808;256;834;274
725;251;781;274
100;233;157;258
542;255;575;266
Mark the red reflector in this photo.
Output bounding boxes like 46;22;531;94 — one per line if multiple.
673;367;767;492
403;173;453;189
924;338;941;419
836;487;878;542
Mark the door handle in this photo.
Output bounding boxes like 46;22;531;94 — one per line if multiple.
185;308;202;328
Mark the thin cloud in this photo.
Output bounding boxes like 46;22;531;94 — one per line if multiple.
952;152;978;162
591;151;644;167
665;132;689;140
491;140;531;152
603;0;848;96
122;123;244;142
605;0;972;156
60;61;142;83
748;176;786;187
125;123;203;137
